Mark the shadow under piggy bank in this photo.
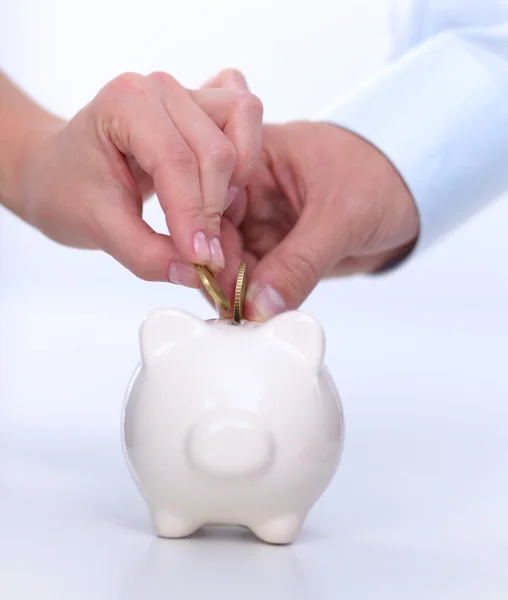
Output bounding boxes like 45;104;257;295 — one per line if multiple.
122;530;313;600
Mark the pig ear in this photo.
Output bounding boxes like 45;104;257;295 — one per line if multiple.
140;308;206;361
261;310;325;371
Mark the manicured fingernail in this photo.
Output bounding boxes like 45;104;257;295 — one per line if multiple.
225;186;239;209
209;237;225;269
248;284;286;321
193;231;210;262
168;262;199;286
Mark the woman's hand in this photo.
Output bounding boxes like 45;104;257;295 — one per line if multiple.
6;71;263;284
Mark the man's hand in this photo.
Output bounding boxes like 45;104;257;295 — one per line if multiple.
202;71;420;320
4;71;263;284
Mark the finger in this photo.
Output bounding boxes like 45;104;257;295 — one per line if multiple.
190;87;263;189
244;207;348;321
201;216;244;317
201;68;250;91
96;73;207;266
199;216;259;317
224;186;248;227
94;203;201;286
150;72;241;267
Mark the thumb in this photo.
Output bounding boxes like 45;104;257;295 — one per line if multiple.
244;209;346;321
94;204;201;285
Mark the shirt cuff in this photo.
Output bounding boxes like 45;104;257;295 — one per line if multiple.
315;29;508;257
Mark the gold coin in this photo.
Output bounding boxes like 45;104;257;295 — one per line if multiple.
234;262;247;323
195;265;231;313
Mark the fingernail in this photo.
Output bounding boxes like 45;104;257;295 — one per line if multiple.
225;186;239;210
209;237;225;269
248;284;286;321
168;262;199;286
193;231;210;262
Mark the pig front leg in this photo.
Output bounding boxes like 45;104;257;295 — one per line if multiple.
152;509;201;539
249;513;304;545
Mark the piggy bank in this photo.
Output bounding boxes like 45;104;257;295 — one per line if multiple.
122;308;344;544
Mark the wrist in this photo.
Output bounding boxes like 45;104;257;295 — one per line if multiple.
317;30;508;255
0;73;65;217
327;122;421;270
1;114;65;220
370;236;418;273
370;164;420;272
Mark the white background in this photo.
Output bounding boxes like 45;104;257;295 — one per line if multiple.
1;1;507;598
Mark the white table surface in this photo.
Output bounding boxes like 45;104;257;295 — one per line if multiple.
1;199;508;600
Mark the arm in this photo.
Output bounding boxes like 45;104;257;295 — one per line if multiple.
0;72;63;216
0;70;263;281
317;1;508;255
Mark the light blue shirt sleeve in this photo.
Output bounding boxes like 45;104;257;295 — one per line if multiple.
316;1;508;256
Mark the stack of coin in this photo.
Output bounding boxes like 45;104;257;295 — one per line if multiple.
195;262;248;324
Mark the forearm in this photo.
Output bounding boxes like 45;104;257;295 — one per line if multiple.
319;25;508;253
0;72;63;215
317;1;508;257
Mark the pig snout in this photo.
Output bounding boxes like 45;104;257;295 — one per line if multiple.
185;411;275;479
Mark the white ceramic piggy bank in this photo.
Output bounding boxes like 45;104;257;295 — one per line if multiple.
122;308;344;544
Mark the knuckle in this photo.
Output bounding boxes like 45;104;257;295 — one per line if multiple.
183;202;205;222
93;73;150;142
121;244;159;282
173;201;205;228
279;248;319;297
236;91;264;118
220;68;246;86
222;67;243;78
102;72;148;101
167;142;199;173
206;140;237;172
229;93;263;183
203;208;222;231
127;256;150;280
148;71;178;89
234;156;258;184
